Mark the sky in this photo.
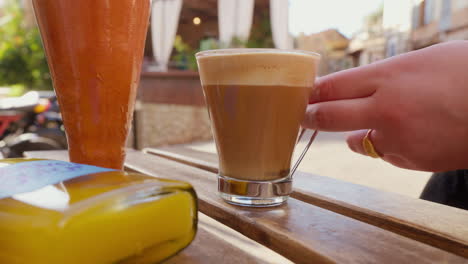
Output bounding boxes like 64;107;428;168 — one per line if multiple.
289;0;384;37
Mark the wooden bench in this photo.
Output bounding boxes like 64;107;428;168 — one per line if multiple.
26;149;468;263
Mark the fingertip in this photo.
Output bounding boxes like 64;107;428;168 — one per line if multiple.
301;105;317;129
302;104;330;130
309;77;329;103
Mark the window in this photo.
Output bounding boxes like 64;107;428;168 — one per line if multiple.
424;0;434;25
439;0;451;31
387;41;397;57
412;4;421;29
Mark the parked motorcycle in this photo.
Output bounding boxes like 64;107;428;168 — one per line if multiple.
0;91;67;158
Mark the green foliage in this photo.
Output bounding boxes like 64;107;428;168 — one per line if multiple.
7;84;25;97
0;0;52;90
246;11;274;48
173;35;198;71
172;10;273;70
199;37;219;51
223;11;274;49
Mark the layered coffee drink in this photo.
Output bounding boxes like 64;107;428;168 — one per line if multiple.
197;49;319;206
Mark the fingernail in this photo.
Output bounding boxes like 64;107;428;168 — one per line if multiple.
301;107;316;129
309;85;321;104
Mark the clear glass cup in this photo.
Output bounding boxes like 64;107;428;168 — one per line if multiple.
196;49;320;207
32;0;150;169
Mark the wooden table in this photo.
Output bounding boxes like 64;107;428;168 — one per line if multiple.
25;148;468;264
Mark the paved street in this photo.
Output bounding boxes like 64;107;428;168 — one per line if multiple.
188;131;431;198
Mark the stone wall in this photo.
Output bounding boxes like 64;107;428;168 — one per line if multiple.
136;103;212;148
133;70;211;149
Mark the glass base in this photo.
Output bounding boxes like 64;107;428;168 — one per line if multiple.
217;175;292;207
219;192;289;207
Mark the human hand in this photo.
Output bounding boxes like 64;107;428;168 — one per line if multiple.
302;41;468;172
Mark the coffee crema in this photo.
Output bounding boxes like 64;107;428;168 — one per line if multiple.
197;50;317;87
197;50;319;181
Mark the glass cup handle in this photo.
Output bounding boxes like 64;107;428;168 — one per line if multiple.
288;129;319;179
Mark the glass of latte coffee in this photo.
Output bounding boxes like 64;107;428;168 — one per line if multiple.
196;49;320;207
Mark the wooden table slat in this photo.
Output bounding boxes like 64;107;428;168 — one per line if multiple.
25;150;467;263
144;146;468;258
118;151;465;263
166;214;293;264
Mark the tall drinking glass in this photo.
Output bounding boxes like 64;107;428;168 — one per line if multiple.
196;49;320;207
32;0;150;169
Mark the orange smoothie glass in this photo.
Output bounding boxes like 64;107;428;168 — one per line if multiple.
32;0;150;169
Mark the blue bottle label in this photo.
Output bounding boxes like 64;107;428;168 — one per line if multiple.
0;160;116;199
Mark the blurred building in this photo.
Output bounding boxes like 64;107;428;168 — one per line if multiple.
345;0;468;69
348;0;418;67
297;29;351;76
383;0;413;56
348;7;386;66
298;1;416;71
411;0;468;49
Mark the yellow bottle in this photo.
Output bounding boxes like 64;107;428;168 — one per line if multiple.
0;159;197;264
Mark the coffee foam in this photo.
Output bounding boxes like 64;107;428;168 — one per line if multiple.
197;51;319;87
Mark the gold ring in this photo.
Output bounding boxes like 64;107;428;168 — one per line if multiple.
362;129;381;158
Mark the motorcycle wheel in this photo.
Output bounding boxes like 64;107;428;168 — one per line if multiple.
7;136;63;158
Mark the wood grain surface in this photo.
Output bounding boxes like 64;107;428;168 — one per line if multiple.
26;150;468;263
125;151;467;263
165;214;292;264
144;146;468;258
57;150;468;263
